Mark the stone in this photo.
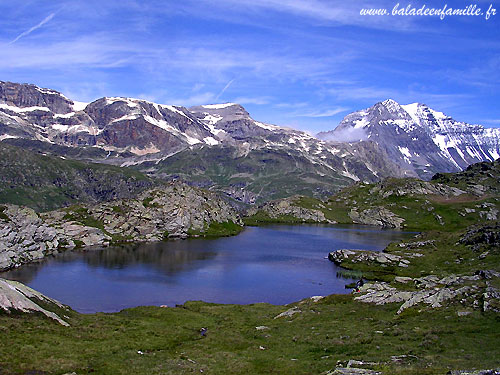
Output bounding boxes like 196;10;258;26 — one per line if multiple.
0;278;69;326
274;307;301;319
255;326;269;331
348;207;405;228
394;276;413;283
327;368;381;375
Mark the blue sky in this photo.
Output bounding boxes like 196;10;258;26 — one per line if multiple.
1;0;499;133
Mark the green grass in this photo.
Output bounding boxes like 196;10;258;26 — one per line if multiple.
142;197;160;208
248;177;499;232
63;206;106;231
0;294;498;375
188;220;244;237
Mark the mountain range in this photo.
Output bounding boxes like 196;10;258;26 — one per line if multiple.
1;80;499;205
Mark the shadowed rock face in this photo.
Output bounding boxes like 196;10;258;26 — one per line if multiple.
0;81;74;114
0;277;69;325
0;142;155;211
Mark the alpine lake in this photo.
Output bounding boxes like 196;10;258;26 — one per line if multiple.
1;224;414;313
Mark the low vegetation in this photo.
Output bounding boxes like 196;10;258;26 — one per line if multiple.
188;220;243;237
245;160;500;232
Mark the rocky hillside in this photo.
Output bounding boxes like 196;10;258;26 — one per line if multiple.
328;222;500;315
140;141;406;204
0;182;242;271
0;142;154;211
318;99;500;180
245;159;500;230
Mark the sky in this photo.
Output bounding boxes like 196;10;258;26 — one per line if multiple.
1;0;499;134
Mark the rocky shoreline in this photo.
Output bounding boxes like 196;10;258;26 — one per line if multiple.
0;182;242;271
328;224;500;315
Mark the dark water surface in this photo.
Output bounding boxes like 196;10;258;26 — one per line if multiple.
1;225;414;313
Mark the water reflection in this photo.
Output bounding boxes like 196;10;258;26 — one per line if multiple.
4;242;217;284
0;225;414;313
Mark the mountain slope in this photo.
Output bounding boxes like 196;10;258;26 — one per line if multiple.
318;99;500;179
0;142;153;211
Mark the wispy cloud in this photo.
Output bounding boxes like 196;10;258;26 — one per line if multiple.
1;35;135;69
232;96;272;105
9;12;56;44
215;79;235;101
180;0;415;31
295;107;349;117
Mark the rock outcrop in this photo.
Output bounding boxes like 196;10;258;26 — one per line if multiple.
348;207;405;228
0;278;69;325
0;182;242;271
44;183;242;242
328;249;410;268
0;205;67;270
247;196;335;223
352;272;499;314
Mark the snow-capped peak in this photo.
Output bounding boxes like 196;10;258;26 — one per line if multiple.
381;99;401;113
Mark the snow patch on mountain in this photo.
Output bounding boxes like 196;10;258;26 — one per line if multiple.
201;103;238;109
204;136;219;146
398;146;412;158
253;121;282;131
201;113;223;125
72;101;88;111
162;105;192;120
0;103;51;113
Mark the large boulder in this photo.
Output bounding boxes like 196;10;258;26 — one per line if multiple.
0;278;69;325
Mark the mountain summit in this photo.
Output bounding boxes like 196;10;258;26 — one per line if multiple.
318;99;500;179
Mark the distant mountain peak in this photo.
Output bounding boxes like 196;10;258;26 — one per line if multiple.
318;99;500;179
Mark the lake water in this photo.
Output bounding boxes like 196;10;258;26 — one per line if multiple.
1;224;414;313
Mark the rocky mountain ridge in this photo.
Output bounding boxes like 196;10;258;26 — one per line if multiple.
1;81;498;204
0;81;411;203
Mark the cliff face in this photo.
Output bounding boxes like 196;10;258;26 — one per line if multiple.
0;182;242;271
